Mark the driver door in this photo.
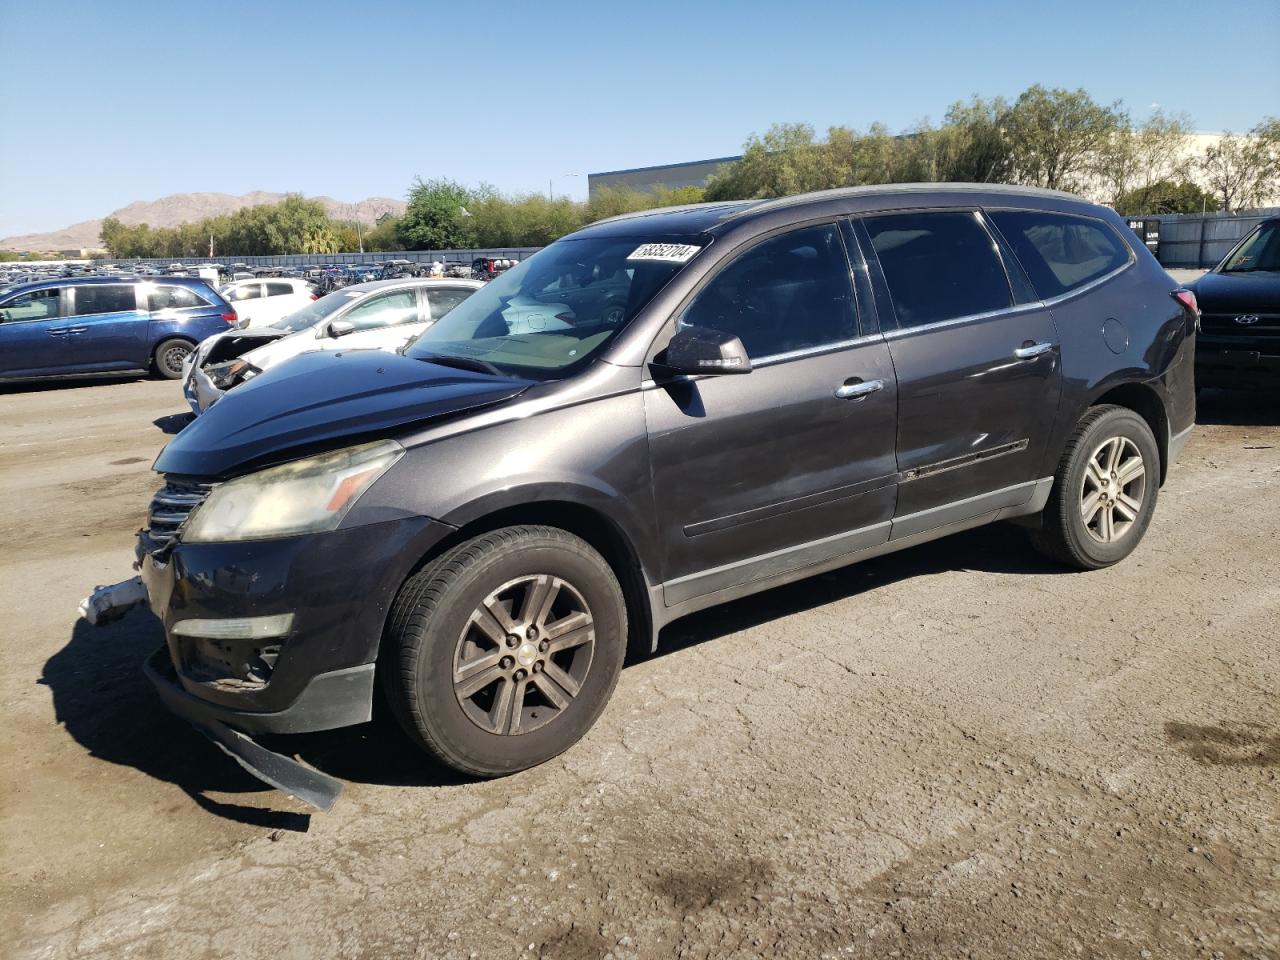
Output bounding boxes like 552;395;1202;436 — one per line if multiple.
643;222;899;605
323;288;425;353
0;286;67;378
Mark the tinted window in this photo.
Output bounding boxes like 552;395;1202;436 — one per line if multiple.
73;285;136;316
0;288;60;323
148;285;209;311
225;283;263;302
865;212;1012;329
681;223;855;358
989;210;1131;298
427;287;475;320
342;290;420;330
265;282;293;297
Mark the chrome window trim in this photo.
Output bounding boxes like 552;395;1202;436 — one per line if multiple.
982;206;1137;306
880;299;1047;340
1037;258;1135;307
640;332;886;389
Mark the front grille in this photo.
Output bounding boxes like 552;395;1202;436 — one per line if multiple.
145;477;215;553
1200;313;1280;335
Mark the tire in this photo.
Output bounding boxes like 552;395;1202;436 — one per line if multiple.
152;338;194;380
383;525;627;777
1030;404;1160;570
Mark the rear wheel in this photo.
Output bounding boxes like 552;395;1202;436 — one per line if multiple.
1031;405;1160;569
383;525;626;777
152;338;194;380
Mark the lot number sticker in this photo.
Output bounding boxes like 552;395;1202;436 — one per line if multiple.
627;243;701;263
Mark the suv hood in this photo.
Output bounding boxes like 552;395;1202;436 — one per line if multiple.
1191;270;1280;315
157;349;531;477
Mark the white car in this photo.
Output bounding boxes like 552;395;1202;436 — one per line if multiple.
219;277;318;329
183;278;482;413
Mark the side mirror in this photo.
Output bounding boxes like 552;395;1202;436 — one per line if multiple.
654;325;752;376
327;319;356;339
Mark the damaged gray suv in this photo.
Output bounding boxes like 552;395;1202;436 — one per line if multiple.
91;184;1197;808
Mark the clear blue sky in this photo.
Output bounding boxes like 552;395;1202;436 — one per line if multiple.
1;0;1277;236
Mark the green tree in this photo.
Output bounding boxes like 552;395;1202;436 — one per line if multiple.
1198;118;1280;213
1003;85;1125;191
1094;109;1193;209
363;216;403;252
397;177;473;250
1115;180;1219;216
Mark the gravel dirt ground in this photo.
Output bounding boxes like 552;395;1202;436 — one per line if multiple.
1;370;1277;960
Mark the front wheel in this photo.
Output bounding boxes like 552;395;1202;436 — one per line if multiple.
383;525;627;777
1030;404;1160;569
152;338;194;380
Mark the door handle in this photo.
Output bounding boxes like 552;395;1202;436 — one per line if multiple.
65;326;88;334
834;378;885;399
1014;341;1054;359
48;327;69;336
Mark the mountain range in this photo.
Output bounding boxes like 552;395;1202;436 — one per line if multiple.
1;192;408;253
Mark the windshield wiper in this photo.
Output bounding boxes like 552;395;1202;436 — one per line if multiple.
416;352;505;377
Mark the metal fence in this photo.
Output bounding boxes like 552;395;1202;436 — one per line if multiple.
1148;210;1277;269
100;247;544;269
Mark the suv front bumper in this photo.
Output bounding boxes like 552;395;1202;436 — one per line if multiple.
133;515;454;806
1196;337;1280;388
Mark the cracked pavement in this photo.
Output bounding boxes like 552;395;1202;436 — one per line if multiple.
1;377;1277;959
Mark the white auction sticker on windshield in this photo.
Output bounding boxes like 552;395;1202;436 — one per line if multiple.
626;243;701;263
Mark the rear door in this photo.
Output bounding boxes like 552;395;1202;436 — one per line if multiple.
856;209;1062;528
644;221;899;604
62;283;149;372
0;286;66;378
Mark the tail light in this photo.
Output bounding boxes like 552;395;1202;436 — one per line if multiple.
1172;289;1199;334
554;312;576;326
1172;289;1198;315
221;310;238;325
309;294;318;301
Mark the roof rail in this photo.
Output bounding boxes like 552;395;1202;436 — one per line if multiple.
718;182;1086;222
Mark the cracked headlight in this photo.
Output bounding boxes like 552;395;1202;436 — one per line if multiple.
182;440;404;543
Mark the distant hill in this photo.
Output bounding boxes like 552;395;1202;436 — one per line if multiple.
0;192;408;253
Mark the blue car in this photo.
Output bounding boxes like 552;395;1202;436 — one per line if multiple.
0;276;236;382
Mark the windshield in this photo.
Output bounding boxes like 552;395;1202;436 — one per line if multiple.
1222;222;1280;273
405;235;699;377
272;287;368;332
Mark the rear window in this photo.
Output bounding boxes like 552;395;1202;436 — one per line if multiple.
148;285;211;311
73;285;136;316
864;212;1013;329
266;282;294;297
989;210;1131;299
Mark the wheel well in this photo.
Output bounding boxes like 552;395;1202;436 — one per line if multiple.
417;502;654;662
1091;383;1169;483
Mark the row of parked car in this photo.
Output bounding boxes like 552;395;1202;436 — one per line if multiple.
32;186;1279;811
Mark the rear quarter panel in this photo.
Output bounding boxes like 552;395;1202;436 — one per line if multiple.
1039;216;1192;477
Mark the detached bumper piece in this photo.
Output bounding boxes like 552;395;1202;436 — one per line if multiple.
78;576;148;625
143;649;343;811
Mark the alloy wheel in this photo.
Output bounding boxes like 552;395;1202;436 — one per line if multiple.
1079;436;1146;544
452;574;595;736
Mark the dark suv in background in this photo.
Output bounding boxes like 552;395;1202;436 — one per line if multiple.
1191;216;1280;389
0;276;235;381
124;184;1196;806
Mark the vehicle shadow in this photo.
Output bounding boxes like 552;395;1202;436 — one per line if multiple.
0;375;140;395
42;612;314;831
1196;388;1280;426
652;521;1067;657
153;412;194;435
41;522;1062;826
